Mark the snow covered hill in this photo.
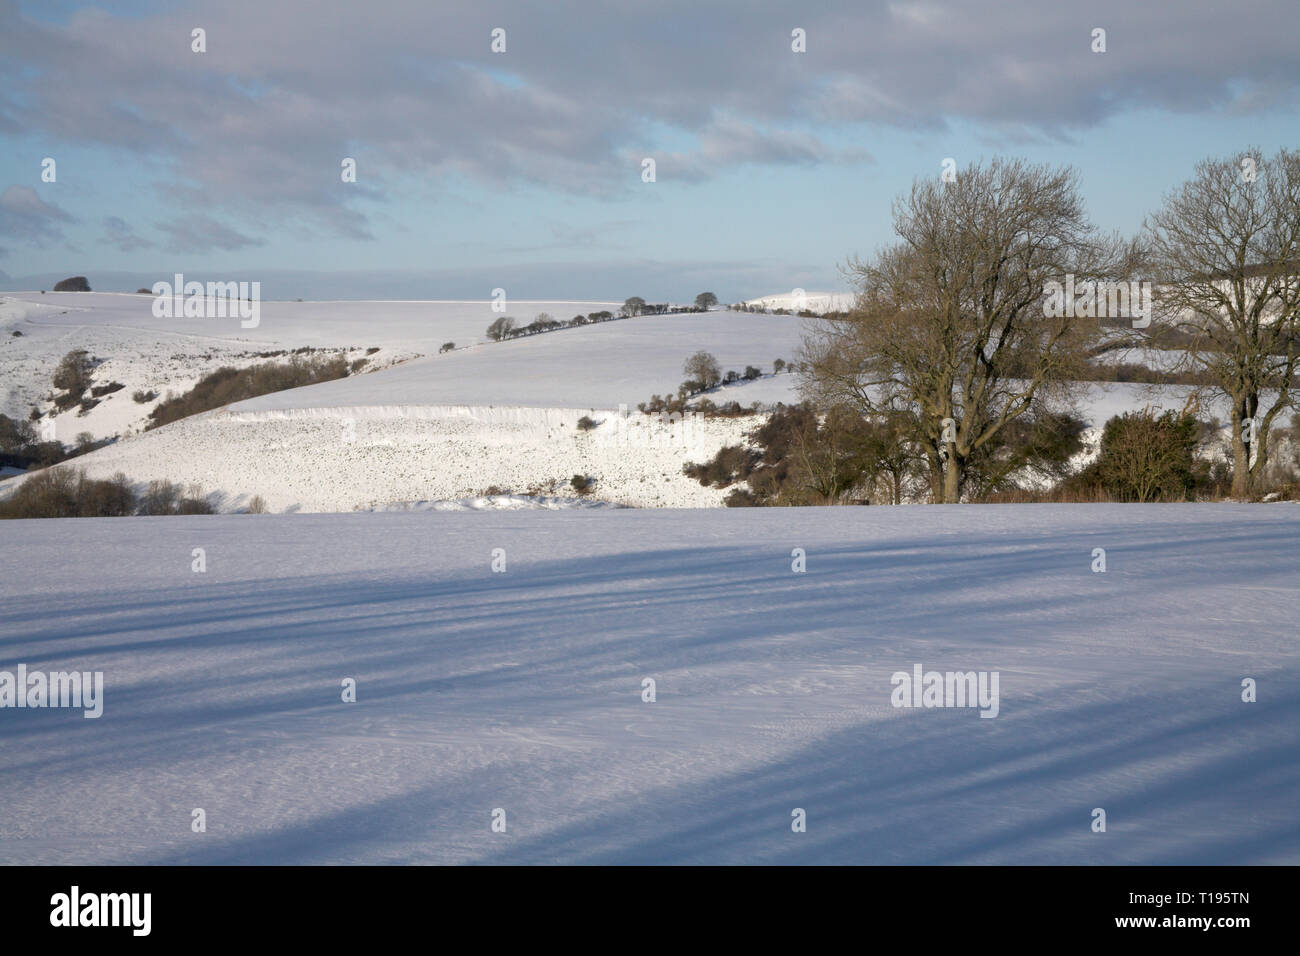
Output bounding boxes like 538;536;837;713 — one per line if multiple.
0;292;621;437
745;291;857;313
1;291;811;510
1;504;1296;864
229;308;807;412
0;290;1229;512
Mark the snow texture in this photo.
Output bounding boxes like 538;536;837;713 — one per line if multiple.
1;505;1296;864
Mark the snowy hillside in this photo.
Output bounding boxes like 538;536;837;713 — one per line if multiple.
0;290;1236;512
41;404;756;511
230;308;807;412
0;291;812;510
0;292;620;438
1;505;1296;864
0;291;622;351
745;291;857;313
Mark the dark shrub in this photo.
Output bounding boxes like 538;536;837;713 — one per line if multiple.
0;414;35;453
723;487;760;507
0;468;79;517
0;468;135;519
576;415;598;431
52;276;91;292
1091;408;1202;502
91;381;125;397
571;474;595;495
147;356;349;429
78;472;136;517
138;479;181;515
27;441;68;467
132;389;158;403
136;479;212;515
175;495;214;515
683;445;760;488
52;349;94;407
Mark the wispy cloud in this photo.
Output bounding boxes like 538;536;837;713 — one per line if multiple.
0;185;74;247
100;215;153;252
154;214;264;254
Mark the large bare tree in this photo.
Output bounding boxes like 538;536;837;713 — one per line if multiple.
1144;148;1300;497
800;158;1122;502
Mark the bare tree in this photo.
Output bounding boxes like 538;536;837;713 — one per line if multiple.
1144;148;1300;497
621;297;646;317
486;316;515;341
683;350;722;390
800;158;1121;502
785;405;870;503
694;292;718;311
860;410;928;505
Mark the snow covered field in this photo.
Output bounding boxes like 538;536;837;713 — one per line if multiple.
9;382;1217;514
54;405;754;511
1;505;1296;865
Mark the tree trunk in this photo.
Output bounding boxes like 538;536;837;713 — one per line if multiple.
1230;392;1257;499
927;453;943;503
942;457;961;503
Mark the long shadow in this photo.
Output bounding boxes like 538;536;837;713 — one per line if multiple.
1;509;1297;863
462;675;1300;865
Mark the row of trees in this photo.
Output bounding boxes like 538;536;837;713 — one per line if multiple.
621;294;717;316
795;150;1300;502
486;311;613;341
484;294;722;343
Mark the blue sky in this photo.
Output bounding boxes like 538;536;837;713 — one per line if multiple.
1;0;1298;301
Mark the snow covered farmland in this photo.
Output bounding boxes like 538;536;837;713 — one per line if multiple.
1;505;1296;864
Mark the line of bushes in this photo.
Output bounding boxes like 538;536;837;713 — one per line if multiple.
146;355;351;429
0;468;215;519
683;403;1300;506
